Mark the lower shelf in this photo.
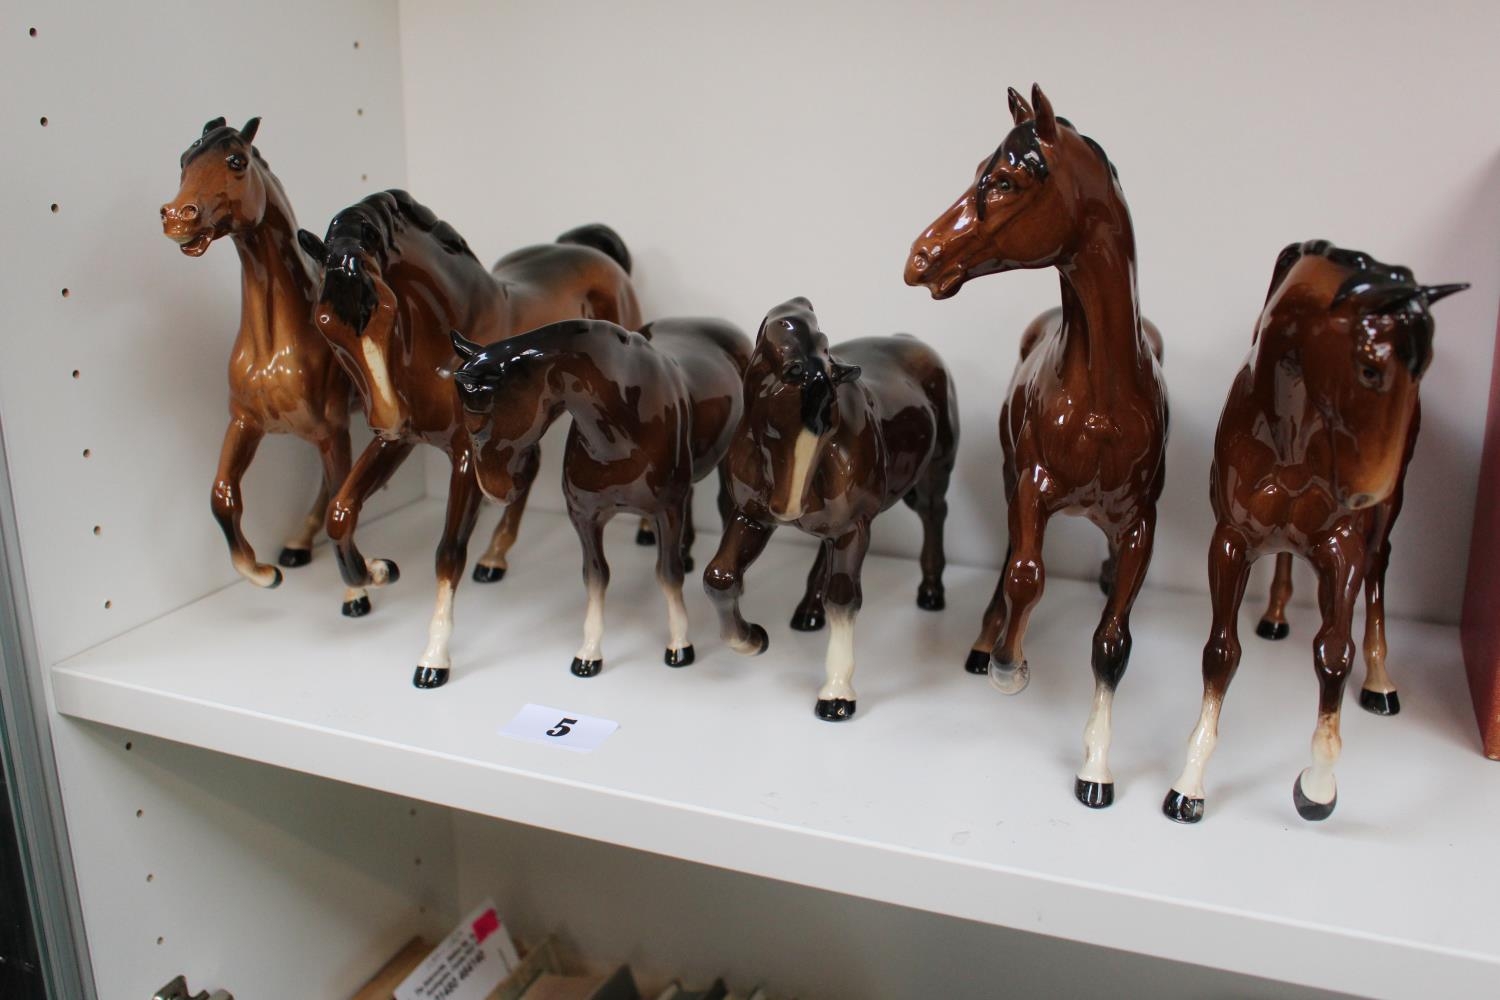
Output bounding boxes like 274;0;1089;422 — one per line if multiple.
53;499;1498;998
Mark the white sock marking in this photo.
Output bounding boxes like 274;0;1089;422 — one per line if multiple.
418;581;454;669
1301;712;1341;804
1171;695;1222;800
662;577;690;651
1077;681;1115;785
818;610;857;702
576;579;606;661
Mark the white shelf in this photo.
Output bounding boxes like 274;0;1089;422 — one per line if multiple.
53;499;1498;999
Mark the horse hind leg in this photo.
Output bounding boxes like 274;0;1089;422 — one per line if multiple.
1359;538;1399;715
988;473;1051;695
655;501;694;667
1256;553;1294;640
473;444;539;583
570;510;613;677
279;470;327;569
904;456;952;612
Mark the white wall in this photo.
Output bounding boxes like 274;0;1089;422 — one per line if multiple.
399;0;1500;624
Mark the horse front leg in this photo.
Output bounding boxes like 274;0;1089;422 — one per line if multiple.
1076;509;1155;809
412;449;483;689
278;470;327;569
327;435;414;615
211;412;280;589
1164;522;1251;823
1256;552;1294;641
310;429;372;615
1294;531;1365;820
1359;504;1400;715
703;511;775;655
653;499;694;667
988;472;1052;695
473;444;539;584
815;520;870;722
790;540;831;632
569;506;613;677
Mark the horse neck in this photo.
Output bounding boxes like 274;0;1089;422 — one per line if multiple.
1250;313;1322;461
521;326;652;458
1055;195;1149;399
229;178;315;359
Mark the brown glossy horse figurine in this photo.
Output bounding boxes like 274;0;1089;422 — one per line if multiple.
296;191;641;688
451;317;750;675
161;116;372;612
905;85;1167;808
1163;241;1465;824
704;298;958;721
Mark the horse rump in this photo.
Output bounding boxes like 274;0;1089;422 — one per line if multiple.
556;223;632;275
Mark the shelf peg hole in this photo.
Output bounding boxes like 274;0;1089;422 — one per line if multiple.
39;116;48;127
356;108;364;116
135;808;143;818
353;39;360;48
156;936;164;946
146;873;153;883
81;448;91;458
60;287;70;298
104;599;112;610
29;27;38;37
124;741;132;750
71;369;80;379
92;525;101;536
50;203;59;213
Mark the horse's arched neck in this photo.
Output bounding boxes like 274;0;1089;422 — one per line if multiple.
1055;203;1146;388
503;326;652;462
1251;322;1321;463
230;178;316;359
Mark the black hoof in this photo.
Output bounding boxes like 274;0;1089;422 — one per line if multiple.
1161;789;1204;824
1256;619;1290;641
1075;778;1115;809
1359;688;1401;716
964;649;990;675
665;645;695;667
747;623;770;655
635;527;655;546
571;657;603;678
413;665;449;689
471;563;506;583
681;553;694;573
916;584;945;611
342;595;372;618
278;546;312;568
1293;773;1336;821
815;698;856;722
789;605;825;632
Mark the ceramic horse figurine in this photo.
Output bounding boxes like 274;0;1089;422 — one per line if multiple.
296;191;641;688
704;298;958;721
161;116;373;613
450;317;750;675
1163;241;1465;824
904;85;1167;808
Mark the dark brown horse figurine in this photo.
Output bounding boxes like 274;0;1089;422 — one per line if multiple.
904;85;1167;808
161;116;372;612
451;317;749;674
704;298;958;721
1163;241;1465;824
296;191;641;688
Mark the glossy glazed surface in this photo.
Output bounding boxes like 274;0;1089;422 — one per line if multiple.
297;190;642;687
704;297;959;721
1164;240;1466;824
161;117;373;608
904;85;1167;806
452;316;750;674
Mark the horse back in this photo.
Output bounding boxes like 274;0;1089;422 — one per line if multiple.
491;242;641;334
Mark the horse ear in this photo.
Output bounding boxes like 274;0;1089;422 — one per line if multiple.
831;360;862;385
1007;87;1034;126
296;229;327;262
450;328;484;362
1421;283;1470;306
202;116;226;136
239;116;261;144
1332;280;1424;314
1031;83;1058;143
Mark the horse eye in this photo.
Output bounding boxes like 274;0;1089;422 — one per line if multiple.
227;154;247;171
1358;363;1384;388
998;178;1013;192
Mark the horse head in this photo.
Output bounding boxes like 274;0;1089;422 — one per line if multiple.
905;84;1116;298
1267;242;1467;508
162;116;267;256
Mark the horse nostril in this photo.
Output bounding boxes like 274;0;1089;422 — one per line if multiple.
911;249;931;273
180;204;199;221
159;205;169;220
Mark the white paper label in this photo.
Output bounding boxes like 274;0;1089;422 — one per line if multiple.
499;703;619;753
394;898;519;1000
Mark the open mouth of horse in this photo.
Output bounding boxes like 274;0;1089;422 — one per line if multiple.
930;268;967;300
175;231;215;257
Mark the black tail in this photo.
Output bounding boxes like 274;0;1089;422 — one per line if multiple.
556;223;631;275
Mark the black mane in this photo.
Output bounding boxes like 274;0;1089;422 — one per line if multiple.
179;120;264;170
976;118;1118;214
317;189;479;333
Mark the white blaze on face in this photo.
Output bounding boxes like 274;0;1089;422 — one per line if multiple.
360;337;401;429
1300;712;1341;805
419;580;455;670
576;578;606;662
776;430;821;521
662;577;690;652
1170;694;1223;800
1077;681;1115;785
818;610;857;702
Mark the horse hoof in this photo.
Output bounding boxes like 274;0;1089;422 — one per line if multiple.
747;623;770;656
789;606;825;632
916;584;945;611
342;595;372;618
815;698;856;722
472;564;506;584
1359;688;1401;716
369;559;400;586
1293;771;1337;821
571;657;603;678
988;658;1029;695
264;566;284;589
1255;619;1290;641
1161;789;1204;824
278;547;312;568
964;649;990;675
413;666;449;689
635;527;655;546
664;645;695;668
1075;778;1115;809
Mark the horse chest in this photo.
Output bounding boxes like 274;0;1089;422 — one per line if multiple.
228;344;330;432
